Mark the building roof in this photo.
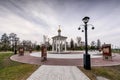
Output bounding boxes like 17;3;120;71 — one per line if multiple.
52;25;67;40
52;35;67;40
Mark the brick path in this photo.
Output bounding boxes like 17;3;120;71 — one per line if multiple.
10;53;120;66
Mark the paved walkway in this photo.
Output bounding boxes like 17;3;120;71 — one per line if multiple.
27;65;90;80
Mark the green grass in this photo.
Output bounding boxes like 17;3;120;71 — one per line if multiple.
78;66;120;80
0;52;39;80
112;49;120;53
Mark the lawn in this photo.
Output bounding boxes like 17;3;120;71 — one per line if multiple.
0;52;40;80
112;49;120;54
78;65;120;80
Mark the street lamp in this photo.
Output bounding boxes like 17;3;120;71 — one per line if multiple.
78;16;94;70
14;37;19;54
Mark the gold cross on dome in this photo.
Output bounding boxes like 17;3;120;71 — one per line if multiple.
59;25;61;29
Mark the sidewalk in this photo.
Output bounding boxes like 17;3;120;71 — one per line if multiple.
27;65;90;80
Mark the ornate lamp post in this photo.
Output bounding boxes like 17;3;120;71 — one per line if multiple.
78;16;94;70
14;37;19;54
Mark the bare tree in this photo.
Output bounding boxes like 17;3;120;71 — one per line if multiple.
76;37;81;47
22;40;32;51
97;39;101;50
90;41;96;50
90;41;96;47
70;38;74;50
9;33;17;51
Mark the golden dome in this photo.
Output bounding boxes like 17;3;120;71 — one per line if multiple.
58;29;61;32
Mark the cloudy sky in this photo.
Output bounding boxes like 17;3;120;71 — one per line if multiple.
0;0;120;47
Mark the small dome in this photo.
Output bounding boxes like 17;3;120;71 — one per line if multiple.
58;29;61;32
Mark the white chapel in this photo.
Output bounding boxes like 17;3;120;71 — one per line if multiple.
52;25;67;53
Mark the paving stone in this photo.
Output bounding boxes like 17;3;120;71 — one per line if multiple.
27;65;90;80
97;76;110;80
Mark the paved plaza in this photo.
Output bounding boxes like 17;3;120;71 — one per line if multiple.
11;51;120;66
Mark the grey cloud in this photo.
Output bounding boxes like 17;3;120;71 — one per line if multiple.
0;0;120;46
0;0;50;28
